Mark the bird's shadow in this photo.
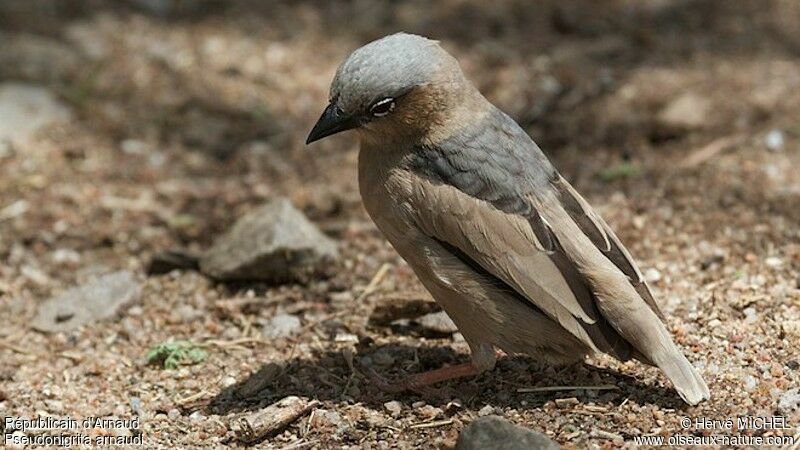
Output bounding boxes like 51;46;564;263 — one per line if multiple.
207;343;688;416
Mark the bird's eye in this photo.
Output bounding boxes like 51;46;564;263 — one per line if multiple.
370;97;395;117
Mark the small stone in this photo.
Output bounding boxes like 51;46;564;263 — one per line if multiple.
644;268;662;283
169;305;202;324
262;313;301;339
743;375;758;392
478;405;495;416
384;400;402;417
657;92;711;131
416;311;458;334
782;321;800;338
334;332;359;344
167;408;181;420
0;199;28;221
52;248;81;265
189;411;205;422
129;396;142;415
315;409;343;427
765;257;783;268
121;139;148;155
743;307;758;324
32;270;142;333
778;388;800;413
0;83;71;143
457;416;559;450
221;376;237;388
418;405;443;420
765;129;785;152
200;198;338;283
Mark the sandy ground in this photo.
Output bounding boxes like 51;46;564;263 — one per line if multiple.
1;1;800;448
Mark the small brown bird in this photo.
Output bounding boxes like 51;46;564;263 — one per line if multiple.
307;33;709;405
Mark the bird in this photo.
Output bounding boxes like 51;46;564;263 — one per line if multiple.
306;33;710;405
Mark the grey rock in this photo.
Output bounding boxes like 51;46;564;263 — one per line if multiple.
779;388;800;413
32;271;142;333
262;313;301;339
200;198;338;282
0;83;71;143
457;416;559;450
416;310;458;334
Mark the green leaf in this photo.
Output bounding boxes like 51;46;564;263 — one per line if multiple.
146;340;207;370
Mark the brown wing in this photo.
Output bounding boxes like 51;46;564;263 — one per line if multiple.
550;174;664;319
407;176;633;358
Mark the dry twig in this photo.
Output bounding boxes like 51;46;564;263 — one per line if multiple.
232;396;318;444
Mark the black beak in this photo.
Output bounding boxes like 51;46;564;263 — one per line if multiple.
306;103;359;144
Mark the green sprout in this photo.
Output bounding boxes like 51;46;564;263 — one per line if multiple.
146;340;207;369
598;161;641;182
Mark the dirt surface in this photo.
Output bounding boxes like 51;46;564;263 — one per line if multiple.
1;1;800;448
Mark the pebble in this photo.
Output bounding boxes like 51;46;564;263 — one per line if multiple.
478;405;495;416
221;376;237;388
262;313;301;339
644;268;662;283
743;375;758;392
167;408;181;420
315;409;344;428
52;248;81;264
764;129;785;152
778;388;800;413
0;83;72;143
32;270;142;333
765;256;783;267
782;320;800;338
457;416;559;450
657;92;710;131
743;307;758;324
384;401;402;417
416;311;458;334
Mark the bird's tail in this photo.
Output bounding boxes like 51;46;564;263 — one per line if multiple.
650;345;710;406
608;301;710;405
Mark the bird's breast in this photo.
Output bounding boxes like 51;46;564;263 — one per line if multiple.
357;145;426;258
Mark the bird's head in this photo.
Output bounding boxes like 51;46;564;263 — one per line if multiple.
306;33;472;145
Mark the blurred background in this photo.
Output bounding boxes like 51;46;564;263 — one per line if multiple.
1;0;799;448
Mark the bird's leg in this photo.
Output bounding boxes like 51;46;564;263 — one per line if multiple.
364;344;500;396
364;362;484;396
